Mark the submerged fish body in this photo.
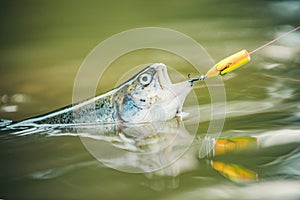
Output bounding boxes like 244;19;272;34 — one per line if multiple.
13;63;192;126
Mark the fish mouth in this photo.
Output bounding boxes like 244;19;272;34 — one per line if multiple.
155;63;191;93
156;63;172;86
154;63;192;112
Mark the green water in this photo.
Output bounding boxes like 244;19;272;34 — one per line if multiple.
1;0;300;199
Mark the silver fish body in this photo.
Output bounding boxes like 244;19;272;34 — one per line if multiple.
12;63;192;126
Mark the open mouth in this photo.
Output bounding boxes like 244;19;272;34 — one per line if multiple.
155;63;172;87
154;63;192;101
151;63;193;117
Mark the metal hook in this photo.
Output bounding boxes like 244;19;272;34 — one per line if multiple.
188;74;206;86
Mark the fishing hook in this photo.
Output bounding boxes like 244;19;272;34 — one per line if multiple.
188;74;206;86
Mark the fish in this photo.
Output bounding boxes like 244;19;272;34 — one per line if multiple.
11;63;192;127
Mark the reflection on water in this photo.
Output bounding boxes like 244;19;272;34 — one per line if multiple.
2;115;300;186
211;161;258;183
170;180;300;200
213;137;257;156
78;118;196;173
3;117;196;174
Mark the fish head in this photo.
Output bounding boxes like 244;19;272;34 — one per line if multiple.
115;63;192;123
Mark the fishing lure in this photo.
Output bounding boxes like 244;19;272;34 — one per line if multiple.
189;25;300;85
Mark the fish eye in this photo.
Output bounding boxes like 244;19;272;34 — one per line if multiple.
139;73;152;86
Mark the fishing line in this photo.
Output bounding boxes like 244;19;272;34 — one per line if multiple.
189;25;300;85
249;25;300;55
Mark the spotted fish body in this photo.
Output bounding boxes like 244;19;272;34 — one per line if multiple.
13;63;192;126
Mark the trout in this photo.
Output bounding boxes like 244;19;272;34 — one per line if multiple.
13;63;192;126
